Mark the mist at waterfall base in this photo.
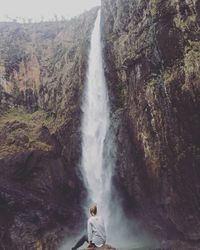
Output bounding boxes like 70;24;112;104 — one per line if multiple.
60;10;155;250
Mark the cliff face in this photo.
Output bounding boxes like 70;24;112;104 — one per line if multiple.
0;8;99;249
101;0;200;244
0;10;97;115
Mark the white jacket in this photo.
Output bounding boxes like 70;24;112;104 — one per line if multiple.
88;215;106;247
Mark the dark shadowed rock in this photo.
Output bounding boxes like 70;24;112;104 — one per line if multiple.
101;0;200;248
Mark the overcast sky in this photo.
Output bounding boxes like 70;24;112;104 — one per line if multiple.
0;0;101;22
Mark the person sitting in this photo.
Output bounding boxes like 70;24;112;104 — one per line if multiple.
71;204;106;249
87;204;106;248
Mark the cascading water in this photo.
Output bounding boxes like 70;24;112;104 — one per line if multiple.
80;10;153;249
60;9;154;250
81;9;111;221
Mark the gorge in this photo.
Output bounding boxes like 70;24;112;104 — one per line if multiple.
0;0;200;249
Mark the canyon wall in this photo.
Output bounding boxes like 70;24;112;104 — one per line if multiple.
101;0;200;246
0;8;99;249
0;9;97;115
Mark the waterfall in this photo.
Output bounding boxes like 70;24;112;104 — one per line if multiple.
60;9;154;250
80;9;138;248
81;9;111;220
80;10;153;249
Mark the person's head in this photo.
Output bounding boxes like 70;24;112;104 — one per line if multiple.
89;204;97;216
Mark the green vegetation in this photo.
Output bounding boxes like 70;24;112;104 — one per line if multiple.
148;78;158;88
0;108;48;127
150;0;158;17
12;83;21;98
184;41;200;77
174;14;197;32
0;107;64;157
147;62;183;90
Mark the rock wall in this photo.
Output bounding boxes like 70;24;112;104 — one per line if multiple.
101;0;200;245
0;8;99;249
0;8;98;115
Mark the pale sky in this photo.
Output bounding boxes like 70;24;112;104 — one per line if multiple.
0;0;101;22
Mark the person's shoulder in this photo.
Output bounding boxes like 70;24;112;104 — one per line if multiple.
95;215;103;220
88;216;94;223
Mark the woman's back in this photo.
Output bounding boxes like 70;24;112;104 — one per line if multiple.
88;215;106;247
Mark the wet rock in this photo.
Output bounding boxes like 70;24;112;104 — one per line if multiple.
86;245;117;250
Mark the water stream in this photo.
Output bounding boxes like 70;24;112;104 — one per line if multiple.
81;9;111;225
60;9;154;250
80;10;154;249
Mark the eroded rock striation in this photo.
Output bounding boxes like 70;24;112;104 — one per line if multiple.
101;0;200;247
